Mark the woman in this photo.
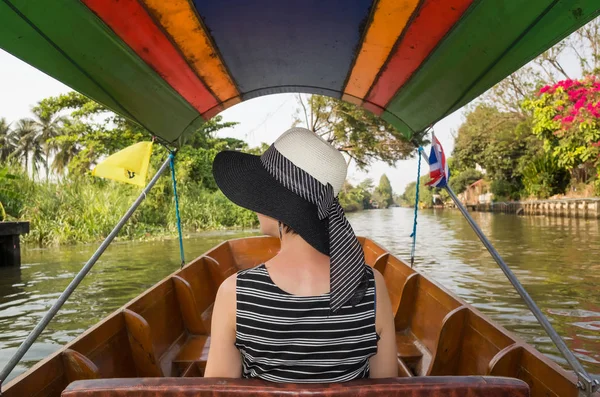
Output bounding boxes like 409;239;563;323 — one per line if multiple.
205;127;397;382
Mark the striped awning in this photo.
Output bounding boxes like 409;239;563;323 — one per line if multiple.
1;1;599;143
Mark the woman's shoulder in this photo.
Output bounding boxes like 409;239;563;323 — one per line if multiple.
217;263;266;294
217;272;237;298
236;263;267;281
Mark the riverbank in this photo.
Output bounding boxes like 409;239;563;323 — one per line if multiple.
465;198;600;219
3;165;258;247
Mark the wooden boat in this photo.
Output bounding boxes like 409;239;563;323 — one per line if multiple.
3;236;593;396
2;2;599;395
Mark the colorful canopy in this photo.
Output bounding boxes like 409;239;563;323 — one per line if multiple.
1;1;599;143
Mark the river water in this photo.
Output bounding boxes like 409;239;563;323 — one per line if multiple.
0;208;598;382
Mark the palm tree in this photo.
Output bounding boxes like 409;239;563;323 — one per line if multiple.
31;106;66;180
12;119;44;176
0;117;16;162
52;135;81;176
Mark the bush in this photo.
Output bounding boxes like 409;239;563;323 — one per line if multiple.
449;168;483;194
8;163;258;247
491;178;521;201
521;153;570;199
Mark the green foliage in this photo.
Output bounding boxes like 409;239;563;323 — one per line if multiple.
449;168;483;194
373;174;394;209
0;91;261;246
13;165;257;247
402;176;434;208
490;178;521;201
338;179;374;213
452;105;538;200
293;95;427;170
0;117;16;163
0;163;33;219
521;152;570;198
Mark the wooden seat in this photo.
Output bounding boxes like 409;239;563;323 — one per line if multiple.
173;256;222;335
61;349;100;383
173;335;211;376
123;256;222;378
61;376;530;397
396;333;423;361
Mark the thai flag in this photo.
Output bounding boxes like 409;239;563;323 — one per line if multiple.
426;135;450;188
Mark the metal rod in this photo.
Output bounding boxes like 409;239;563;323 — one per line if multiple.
444;185;598;395
0;155;172;388
169;153;185;268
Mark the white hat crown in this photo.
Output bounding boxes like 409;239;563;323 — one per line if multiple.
272;127;347;195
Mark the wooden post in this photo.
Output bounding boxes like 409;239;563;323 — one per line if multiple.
0;222;30;267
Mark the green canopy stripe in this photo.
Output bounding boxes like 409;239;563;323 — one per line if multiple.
454;0;600;116
0;0;132;121
0;0;203;142
385;0;600;133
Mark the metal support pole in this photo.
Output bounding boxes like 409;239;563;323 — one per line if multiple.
169;152;185;268
0;155;172;389
444;185;598;396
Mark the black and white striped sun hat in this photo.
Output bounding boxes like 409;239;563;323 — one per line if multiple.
212;127;367;312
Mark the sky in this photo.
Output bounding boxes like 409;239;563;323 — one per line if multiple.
0;36;584;193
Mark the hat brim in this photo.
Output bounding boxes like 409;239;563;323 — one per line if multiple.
212;151;330;256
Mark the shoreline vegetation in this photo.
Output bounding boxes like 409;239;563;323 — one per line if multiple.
398;19;600;210
2;94;422;247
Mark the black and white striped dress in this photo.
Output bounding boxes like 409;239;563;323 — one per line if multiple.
235;264;379;383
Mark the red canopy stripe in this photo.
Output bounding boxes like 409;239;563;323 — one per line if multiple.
365;0;474;114
82;0;219;117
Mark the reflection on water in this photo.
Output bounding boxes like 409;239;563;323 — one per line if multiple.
347;208;600;374
0;208;598;383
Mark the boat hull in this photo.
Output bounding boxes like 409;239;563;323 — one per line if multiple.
3;236;594;396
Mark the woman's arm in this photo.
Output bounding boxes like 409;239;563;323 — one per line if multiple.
369;269;398;378
204;274;242;378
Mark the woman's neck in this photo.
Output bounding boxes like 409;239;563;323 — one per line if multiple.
265;233;331;296
278;233;329;266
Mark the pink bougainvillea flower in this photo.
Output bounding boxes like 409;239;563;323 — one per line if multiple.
539;85;551;94
562;115;574;123
574;97;586;110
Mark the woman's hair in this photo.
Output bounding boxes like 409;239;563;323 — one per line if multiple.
280;221;297;235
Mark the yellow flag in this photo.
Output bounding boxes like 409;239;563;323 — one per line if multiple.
92;142;153;187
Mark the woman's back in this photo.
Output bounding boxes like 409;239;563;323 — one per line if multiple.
206;127;397;380
235;264;378;382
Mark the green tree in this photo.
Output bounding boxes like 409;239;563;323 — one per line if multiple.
453;105;539;199
402;176;434;208
449;168;484;194
293;95;427;170
30;104;67;180
338;181;363;212
373;174;394;209
40;92;242;180
357;178;374;209
338;178;375;212
0;118;16;162
13;119;44;177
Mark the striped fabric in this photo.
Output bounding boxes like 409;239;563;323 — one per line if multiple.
260;146;367;312
235;264;378;383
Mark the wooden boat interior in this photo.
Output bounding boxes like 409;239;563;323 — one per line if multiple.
3;236;591;397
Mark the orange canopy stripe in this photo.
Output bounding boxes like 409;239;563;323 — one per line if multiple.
343;0;420;102
364;0;474;114
140;0;240;106
82;0;220;117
